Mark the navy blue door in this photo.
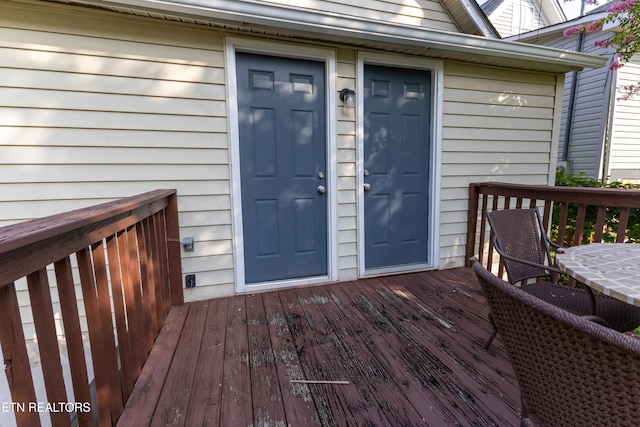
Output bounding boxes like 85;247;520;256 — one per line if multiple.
364;65;431;269
236;53;327;283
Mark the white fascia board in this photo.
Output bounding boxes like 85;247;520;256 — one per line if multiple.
91;0;606;70
510;11;613;41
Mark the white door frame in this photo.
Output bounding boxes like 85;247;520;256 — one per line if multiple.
357;51;443;277
225;37;338;294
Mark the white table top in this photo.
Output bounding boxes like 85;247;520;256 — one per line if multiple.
555;243;640;308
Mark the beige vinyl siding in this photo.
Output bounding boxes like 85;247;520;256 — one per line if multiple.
609;58;640;179
439;62;559;266
0;1;235;301
259;0;460;32
0;0;566;293
336;48;359;281
0;0;363;301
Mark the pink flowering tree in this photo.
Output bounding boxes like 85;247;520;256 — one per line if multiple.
564;0;640;99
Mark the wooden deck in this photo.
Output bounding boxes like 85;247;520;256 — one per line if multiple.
117;267;520;426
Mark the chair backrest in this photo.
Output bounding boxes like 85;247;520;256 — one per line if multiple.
472;260;640;427
486;208;552;284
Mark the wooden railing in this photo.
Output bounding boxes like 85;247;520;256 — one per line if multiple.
466;182;640;270
0;190;183;427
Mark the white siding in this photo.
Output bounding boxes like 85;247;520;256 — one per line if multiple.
258;0;460;32
439;63;559;266
489;1;516;37
488;0;549;38
608;57;640;181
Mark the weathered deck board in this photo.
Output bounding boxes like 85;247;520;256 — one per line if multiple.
183;297;227;425
118;268;521;427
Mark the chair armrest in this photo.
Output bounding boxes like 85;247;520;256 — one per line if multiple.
492;237;597;314
492;236;567;276
545;237;565;251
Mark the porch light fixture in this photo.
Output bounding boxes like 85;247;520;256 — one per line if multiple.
339;88;356;109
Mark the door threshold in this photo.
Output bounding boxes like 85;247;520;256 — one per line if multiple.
238;275;332;294
363;263;436;278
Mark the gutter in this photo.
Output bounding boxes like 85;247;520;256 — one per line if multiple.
86;0;606;72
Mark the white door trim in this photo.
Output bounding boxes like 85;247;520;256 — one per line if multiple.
357;52;443;277
225;37;338;294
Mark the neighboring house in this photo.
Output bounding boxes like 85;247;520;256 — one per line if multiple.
480;0;566;37
511;2;640;182
0;0;604;306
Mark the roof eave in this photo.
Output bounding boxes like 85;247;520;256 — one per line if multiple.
80;0;607;72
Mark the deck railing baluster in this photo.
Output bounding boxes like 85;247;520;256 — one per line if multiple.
617;207;631;243
125;226;146;376
594;207;607;242
77;246;112;426
107;233;135;402
574;204;587;245
0;190;181;427
54;256;94;427
26;268;70;427
0;282;40;426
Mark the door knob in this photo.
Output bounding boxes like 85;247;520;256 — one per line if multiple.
317;185;326;194
363;183;371;191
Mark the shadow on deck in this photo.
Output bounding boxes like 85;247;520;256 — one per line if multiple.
118;268;520;426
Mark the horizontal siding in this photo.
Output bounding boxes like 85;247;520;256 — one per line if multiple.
0;0;565;323
609;58;640;177
563;31;614;178
488;0;515;37
258;0;460;32
439;62;558;267
0;1;235;311
523;29;615;179
335;48;358;280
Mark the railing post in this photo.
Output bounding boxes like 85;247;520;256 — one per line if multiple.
465;183;480;267
166;191;184;306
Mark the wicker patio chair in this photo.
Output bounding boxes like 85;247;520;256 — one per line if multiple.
483;208;640;349
472;259;640;427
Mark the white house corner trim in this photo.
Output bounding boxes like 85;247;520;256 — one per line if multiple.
224;36;338;293
356;52;443;276
548;72;565;186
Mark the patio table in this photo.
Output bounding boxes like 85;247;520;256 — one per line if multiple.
556;243;640;308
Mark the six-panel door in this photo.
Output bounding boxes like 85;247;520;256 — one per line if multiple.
236;52;328;284
364;64;431;270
